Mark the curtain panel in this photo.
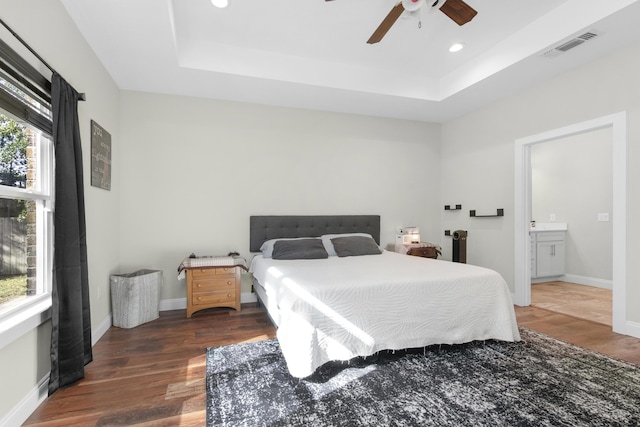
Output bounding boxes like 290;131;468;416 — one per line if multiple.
48;73;92;395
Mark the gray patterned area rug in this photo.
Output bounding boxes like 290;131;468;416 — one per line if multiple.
206;328;640;426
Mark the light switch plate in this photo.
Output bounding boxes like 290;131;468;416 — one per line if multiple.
597;213;610;222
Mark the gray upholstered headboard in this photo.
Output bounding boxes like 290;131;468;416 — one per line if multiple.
250;215;381;252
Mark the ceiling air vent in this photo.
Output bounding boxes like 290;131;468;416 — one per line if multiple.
542;31;600;58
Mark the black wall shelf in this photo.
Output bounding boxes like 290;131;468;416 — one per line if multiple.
444;204;462;211
470;209;504;218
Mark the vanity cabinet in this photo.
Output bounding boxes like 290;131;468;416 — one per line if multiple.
531;231;566;278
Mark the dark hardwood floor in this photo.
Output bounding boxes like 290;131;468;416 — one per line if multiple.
24;304;276;427
519;281;640;365
24;300;640;426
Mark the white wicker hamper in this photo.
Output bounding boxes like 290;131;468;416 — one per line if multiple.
110;269;162;328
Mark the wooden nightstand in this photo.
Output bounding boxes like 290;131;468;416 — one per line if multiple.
387;242;441;259
185;266;241;318
406;246;439;259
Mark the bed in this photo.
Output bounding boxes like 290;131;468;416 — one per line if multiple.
249;215;521;378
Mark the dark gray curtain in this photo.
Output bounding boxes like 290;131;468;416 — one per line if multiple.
48;73;92;395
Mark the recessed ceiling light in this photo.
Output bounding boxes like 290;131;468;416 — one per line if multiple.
449;43;465;53
211;0;228;8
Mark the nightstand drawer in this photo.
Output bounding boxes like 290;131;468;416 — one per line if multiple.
214;266;236;276
192;277;235;293
407;246;439;259
191;266;236;277
192;290;236;306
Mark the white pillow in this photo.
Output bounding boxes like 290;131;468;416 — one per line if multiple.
260;237;319;258
321;233;375;257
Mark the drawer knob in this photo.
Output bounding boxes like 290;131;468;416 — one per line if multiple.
197;297;202;301
227;281;232;286
227;294;231;298
197;283;202;288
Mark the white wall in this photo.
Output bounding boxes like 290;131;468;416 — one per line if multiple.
118;91;442;301
531;128;613;281
0;0;121;424
441;40;640;325
5;2;640;424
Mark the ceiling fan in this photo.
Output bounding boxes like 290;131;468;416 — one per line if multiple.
327;0;478;44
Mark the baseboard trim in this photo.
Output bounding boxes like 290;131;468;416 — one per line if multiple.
1;373;49;427
241;292;258;303
625;321;640;339
159;293;257;312
92;313;112;346
561;274;612;290
159;298;186;311
532;274;612;290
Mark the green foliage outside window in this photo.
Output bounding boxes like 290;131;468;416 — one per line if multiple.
0;114;28;189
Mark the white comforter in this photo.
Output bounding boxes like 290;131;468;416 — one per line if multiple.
251;251;520;378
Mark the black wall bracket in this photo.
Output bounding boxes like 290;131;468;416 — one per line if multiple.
444;204;462;211
470;209;504;218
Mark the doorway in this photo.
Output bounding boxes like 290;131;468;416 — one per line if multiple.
514;112;627;335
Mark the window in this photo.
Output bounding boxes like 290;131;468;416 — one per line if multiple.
0;37;54;346
0;112;53;317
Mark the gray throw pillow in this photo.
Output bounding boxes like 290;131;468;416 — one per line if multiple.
272;238;329;260
330;236;382;257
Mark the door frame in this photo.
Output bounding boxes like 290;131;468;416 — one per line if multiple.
514;112;627;335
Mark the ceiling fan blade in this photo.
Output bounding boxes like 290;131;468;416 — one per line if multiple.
367;2;405;44
439;0;477;26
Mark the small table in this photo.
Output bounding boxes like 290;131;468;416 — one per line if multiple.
388;242;441;259
179;256;247;318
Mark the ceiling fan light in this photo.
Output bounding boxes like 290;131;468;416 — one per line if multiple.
211;0;228;8
401;0;425;12
449;42;465;53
